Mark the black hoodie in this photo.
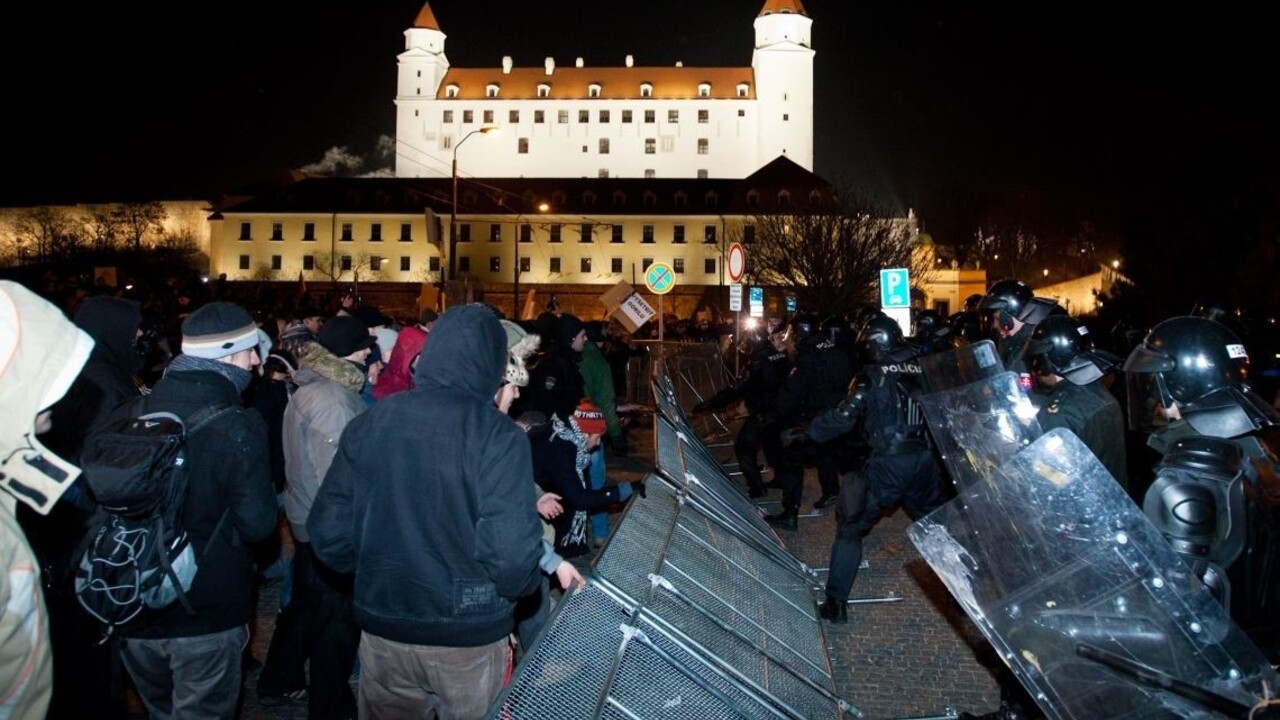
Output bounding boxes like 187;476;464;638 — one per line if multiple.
308;304;544;647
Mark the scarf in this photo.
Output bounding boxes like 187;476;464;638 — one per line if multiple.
167;353;253;394
550;414;592;551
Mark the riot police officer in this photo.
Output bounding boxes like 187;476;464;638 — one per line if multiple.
1026;314;1128;489
803;315;943;622
761;313;855;529
693;324;791;497
911;308;952;357
977;278;1061;384
1123;315;1280;644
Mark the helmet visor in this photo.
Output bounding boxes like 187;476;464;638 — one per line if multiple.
1126;370;1178;433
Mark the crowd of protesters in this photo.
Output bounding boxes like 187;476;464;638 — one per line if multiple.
0;266;652;720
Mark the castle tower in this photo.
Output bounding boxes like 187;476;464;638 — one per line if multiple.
395;3;451;177
751;0;815;171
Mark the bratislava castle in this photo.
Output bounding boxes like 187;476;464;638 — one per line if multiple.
393;0;814;180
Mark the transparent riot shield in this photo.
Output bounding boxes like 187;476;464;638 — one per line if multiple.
921;339;1005;394
918;369;1042;491
908;429;1278;720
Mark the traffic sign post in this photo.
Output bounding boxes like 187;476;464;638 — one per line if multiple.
727;242;746;283
880;268;910;308
728;284;742;312
644;262;676;341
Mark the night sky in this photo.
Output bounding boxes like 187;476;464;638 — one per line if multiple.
2;2;1274;254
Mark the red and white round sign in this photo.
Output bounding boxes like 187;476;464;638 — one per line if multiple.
727;242;746;283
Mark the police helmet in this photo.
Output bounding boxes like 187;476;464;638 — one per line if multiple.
820;314;850;344
963;293;985;313
1027;315;1121;385
977;279;1060;333
1123;315;1279;435
858;314;915;363
947;310;989;347
912;309;944;338
786;312;820;344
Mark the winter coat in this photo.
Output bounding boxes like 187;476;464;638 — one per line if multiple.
580;342;622;438
308;305;543;648
283;342;367;543
112;366;278;638
531;419;627;559
0;281;96;719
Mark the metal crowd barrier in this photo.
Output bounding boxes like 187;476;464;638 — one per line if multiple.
488;350;860;720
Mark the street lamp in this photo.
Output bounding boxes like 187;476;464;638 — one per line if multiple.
449;125;500;295
514;201;550;319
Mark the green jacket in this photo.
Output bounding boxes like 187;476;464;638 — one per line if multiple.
580;342;622;437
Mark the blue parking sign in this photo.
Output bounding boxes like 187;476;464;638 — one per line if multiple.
748;286;763;304
879;268;910;308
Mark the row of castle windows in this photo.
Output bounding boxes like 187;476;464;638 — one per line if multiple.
506;136;710;155
237;221;767;245
238;254;716;276
439;107;747;125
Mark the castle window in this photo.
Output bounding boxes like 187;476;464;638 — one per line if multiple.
446;85;460;98
640;83;653;98
557;109;569;123
271;223;283;241
429;256;440;271
622;110;633;123
400;223;412;242
341;255;353;271
809;190;824;206
370;223;383;242
537;84;551;98
400;256;411;272
698;109;708;123
704;258;716;274
612;191;627;207
746;190;760;207
580;223;593;243
588;83;602;98
271;255;283;270
519;257;530;272
443;110;453;123
303;223;316;241
518;137;529;154
643;191;657;208
549;257;561;273
697;169;709;179
519;224;532;243
459;224;472;242
239;254;250;269
644;138;656;154
704;224;718;243
341;223;353;241
668;109;679;123
598;168;609;178
777;190;792;209
611;225;624;243
704;193;719;210
611;257;622;274
644;169;655;179
599;138;610;154
238;222;251;240
642;225;654;243
550;224;562;243
489;224;501;242
489;256;501;272
673;258;685;274
580;257;592;273
579;109;589;123
463;110;474;124
642;257;654;271
673;192;688;207
644;109;655;123
599;109;610;123
673;225;685;244
482;109;493;124
736;83;749;98
509;109;520;123
582;190;597;206
303;255;315;270
459;257;471;273
486;84;499;98
783;113;789;121
534;110;545;123
698;83;711;97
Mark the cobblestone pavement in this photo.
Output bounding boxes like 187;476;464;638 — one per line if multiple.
219;408;1003;719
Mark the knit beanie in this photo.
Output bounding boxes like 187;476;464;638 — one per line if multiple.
572;397;607;436
181;302;260;359
319;315;376;359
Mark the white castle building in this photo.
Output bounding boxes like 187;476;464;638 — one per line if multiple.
394;0;814;180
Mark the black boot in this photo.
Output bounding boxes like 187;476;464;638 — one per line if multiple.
813;493;837;510
764;510;797;531
818;597;847;623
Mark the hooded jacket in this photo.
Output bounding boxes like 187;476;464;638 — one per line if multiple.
308;305;543;647
283;341;367;542
372;325;427;400
0;281;94;719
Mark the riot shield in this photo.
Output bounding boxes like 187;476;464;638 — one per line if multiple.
908;429;1277;720
921;339;1004;394
918;369;1042;491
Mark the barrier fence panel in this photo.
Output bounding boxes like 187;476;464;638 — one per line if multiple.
486;353;859;719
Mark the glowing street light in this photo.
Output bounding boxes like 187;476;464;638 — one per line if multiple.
449;125;500;293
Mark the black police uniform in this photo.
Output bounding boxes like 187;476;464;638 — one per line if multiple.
764;327;854;524
807;353;943;620
696;336;791;496
1034;380;1128;490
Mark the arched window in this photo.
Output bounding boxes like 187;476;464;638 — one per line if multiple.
736;83;749;98
445;84;460;98
697;83;711;98
485;84;500;98
640;83;653;98
537;84;551;98
588;83;602;98
612;191;627;207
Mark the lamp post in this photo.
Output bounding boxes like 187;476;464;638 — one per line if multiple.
449;125;499;299
514;201;550;320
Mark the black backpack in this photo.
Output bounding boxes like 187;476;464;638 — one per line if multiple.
74;399;236;636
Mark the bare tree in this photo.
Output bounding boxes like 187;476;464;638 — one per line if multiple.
731;191;932;311
11;206;78;263
86;207;125;252
312;251;382;288
971;223;1041;281
114;201;166;252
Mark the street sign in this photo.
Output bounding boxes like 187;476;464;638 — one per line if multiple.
785;295;797;312
729;284;743;312
645;262;676;295
880;268;910;308
748;286;763;304
727;242;746;283
750;303;764;318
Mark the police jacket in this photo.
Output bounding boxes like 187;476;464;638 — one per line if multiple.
807;359;929;456
769;336;854;426
701;344;791;417
1034;380;1128;489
